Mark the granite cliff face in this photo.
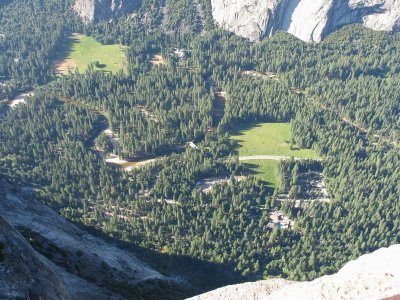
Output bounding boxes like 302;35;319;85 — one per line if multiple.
0;181;182;299
0;216;70;300
0;215;123;299
211;0;400;42
190;244;400;300
73;0;139;22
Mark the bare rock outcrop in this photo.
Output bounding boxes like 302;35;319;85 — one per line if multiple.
0;181;175;299
73;0;139;22
363;0;400;32
0;216;69;299
0;215;120;299
190;244;400;300
211;0;400;42
0;190;165;285
187;279;293;300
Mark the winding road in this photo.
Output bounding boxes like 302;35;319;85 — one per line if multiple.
239;155;322;161
240;155;297;161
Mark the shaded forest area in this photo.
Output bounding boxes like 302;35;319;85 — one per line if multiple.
0;0;399;295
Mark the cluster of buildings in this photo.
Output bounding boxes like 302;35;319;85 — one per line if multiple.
267;211;294;229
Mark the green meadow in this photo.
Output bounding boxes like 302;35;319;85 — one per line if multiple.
54;34;127;74
231;122;319;187
241;160;279;187
231;122;319;158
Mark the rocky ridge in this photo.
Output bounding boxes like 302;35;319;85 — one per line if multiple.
0;215;120;299
0;181;180;299
187;279;293;300
190;244;400;300
0;215;69;300
211;0;400;42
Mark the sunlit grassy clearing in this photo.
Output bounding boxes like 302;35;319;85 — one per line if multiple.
231;122;319;188
231;122;319;158
54;34;127;74
242;159;279;187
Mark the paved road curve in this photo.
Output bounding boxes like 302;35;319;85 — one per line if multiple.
239;155;322;161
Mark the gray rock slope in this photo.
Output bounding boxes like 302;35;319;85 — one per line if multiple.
0;215;120;300
0;182;167;299
0;215;69;300
211;0;400;42
73;0;139;22
190;244;400;300
187;279;294;300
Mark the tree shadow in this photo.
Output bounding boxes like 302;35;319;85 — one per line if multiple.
51;33;80;62
241;162;276;195
229;118;281;156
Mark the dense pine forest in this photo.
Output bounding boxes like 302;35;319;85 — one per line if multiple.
0;0;399;295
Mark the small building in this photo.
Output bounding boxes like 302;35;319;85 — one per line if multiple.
187;141;199;150
268;211;294;230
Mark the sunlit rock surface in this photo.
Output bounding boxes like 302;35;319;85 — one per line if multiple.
190;244;400;300
73;0;138;22
211;0;400;42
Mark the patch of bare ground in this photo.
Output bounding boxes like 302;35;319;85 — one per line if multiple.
7;92;34;108
242;70;279;82
214;90;226;114
105;154;158;171
137;106;160;123
103;128;120;148
215;90;227;100
53;33;79;75
53;58;77;75
150;54;166;66
196;176;245;193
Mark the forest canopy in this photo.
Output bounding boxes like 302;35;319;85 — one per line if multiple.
0;0;399;294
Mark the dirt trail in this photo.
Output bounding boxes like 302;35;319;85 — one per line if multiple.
242;70;398;147
105;154;158;171
150;54;166;66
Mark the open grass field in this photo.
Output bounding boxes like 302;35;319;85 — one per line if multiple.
231;122;319;188
242;160;279;187
53;34;127;74
231;122;319;158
